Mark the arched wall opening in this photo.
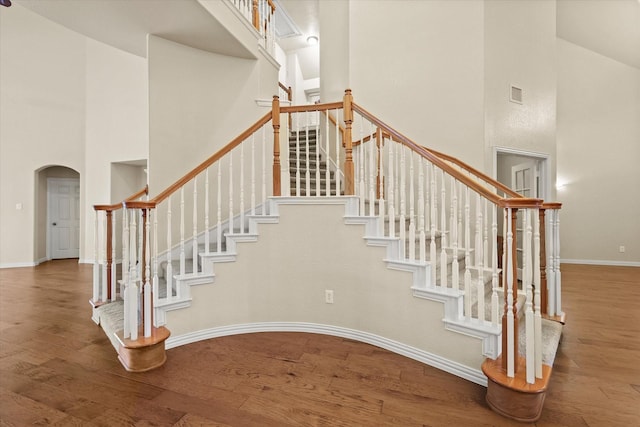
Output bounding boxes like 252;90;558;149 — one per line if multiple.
34;165;81;263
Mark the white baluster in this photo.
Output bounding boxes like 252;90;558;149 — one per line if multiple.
408;150;415;262
205;169;210;253
228;151;234;234
388;138;396;239
534;208;543;379
484;199;489;269
368;122;375;216
101;212;107;302
399;145;406;259
418;157;426;263
129;209;139;341
525;209;535;384
295;113;300;196
153;206;159;307
93;211;100;302
334;109;341;194
144;209;152;337
166;196;173;299
358;118;365;213
111;210;117;301
378;135;386;236
180;187;185;276
440;169;447;288
506;207;515;377
451;179;459;290
262;126;267;211
192;177;198;274
554;211;562;316
122;208;130;338
217;162;222;250
324;109;330;196
315;113;320;197
476;193;485;322
464;186;471;319
491;203;499;326
240;142;245;233
251;134;256;216
305;112;311;196
429;163;437;288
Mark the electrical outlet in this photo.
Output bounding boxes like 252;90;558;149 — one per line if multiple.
619;246;626;253
325;290;334;304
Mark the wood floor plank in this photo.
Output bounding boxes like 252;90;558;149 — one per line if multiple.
1;259;639;425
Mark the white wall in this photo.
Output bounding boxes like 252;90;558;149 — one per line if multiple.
84;38;148;263
166;203;484;371
321;0;485;169
0;5;86;267
484;0;557;198
148;35;278;193
0;5;149;266
557;38;640;264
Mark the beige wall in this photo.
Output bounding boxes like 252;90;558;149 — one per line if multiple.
84;38;148;263
484;0;557;198
0;5;86;267
344;0;486;168
557;38;640;264
147;35;278;194
167;203;484;370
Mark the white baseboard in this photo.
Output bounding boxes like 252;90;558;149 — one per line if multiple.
0;261;37;269
561;259;640;267
79;259;95;264
165;322;488;387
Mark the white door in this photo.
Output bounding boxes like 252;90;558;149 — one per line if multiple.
48;178;80;259
511;161;538;278
511;161;538;199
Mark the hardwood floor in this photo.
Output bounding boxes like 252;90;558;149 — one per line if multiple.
0;260;638;426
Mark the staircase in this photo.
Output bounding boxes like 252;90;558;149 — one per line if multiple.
91;91;564;422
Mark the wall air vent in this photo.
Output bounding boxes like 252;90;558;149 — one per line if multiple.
510;85;523;104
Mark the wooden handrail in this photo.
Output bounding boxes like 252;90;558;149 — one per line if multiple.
425;147;521;199
94;185;148;211
280;101;343;113
127;112;272;209
351;102;542;209
278;82;292;102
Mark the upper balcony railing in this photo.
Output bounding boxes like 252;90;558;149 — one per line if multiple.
230;0;276;56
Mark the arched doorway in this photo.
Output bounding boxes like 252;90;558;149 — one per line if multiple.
35;166;80;262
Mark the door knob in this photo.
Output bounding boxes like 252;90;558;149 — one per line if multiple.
52;222;57;226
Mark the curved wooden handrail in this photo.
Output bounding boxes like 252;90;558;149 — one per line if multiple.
94;185;148;211
351;102;542;209
425;147;521;199
127;112;272;210
278;82;292;102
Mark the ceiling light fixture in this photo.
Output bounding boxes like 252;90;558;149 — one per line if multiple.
307;36;318;45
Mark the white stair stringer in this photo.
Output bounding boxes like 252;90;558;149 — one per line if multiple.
156;196;500;384
155;214;280;327
347;214;502;359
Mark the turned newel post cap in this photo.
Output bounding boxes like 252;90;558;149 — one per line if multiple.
345;89;352;95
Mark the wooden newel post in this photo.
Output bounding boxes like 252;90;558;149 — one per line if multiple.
539;208;548;316
272;95;281;196
106;210;113;301
343;89;354;195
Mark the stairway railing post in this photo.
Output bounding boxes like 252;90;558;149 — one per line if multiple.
105;210;113;301
343;89;354;195
272;95;281;196
539;207;548;316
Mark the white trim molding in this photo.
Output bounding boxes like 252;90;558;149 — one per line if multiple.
165;322;488;387
561;259;640;267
